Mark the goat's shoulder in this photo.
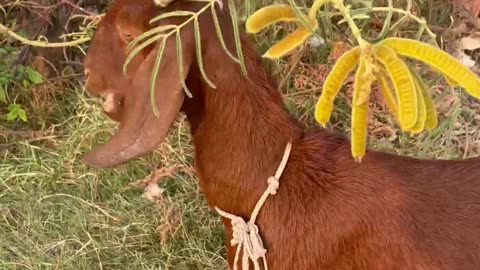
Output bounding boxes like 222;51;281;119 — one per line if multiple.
286;128;388;190
291;127;480;188
284;127;480;214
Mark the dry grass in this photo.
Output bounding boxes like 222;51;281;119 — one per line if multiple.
1;0;480;269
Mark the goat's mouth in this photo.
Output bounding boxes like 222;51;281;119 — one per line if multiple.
81;84;186;169
84;85;124;120
99;93;124;122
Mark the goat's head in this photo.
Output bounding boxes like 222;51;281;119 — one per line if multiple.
83;0;227;168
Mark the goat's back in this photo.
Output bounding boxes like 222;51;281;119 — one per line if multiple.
257;129;480;270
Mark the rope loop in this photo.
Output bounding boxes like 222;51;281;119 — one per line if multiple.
214;141;293;270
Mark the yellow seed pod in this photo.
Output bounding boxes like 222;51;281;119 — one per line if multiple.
355;49;377;106
380;38;480;100
408;67;439;130
315;46;361;126
262;26;315;59
351;57;370;162
409;73;427;135
375;70;399;124
246;4;300;34
431;66;459;88
373;45;418;130
444;75;459;88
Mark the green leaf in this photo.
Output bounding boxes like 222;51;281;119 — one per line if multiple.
7;110;18;121
8;104;17;112
128;25;176;50
228;0;248;76
244;0;252;19
194;18;216;89
26;68;44;84
4;45;17;53
22;79;30;88
124;34;165;75
18;109;27;122
351;14;370;20
0;85;6;103
16;65;25;73
176;30;193;98
211;3;240;63
149;11;195;24
150;39;167;117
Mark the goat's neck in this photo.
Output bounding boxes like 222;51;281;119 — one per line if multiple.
183;43;303;218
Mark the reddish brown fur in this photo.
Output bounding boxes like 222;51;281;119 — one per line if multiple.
83;1;480;269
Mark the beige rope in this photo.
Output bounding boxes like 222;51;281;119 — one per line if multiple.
215;141;293;270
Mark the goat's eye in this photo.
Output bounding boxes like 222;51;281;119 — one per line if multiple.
123;33;134;43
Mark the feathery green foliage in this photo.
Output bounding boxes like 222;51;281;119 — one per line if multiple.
124;0;247;113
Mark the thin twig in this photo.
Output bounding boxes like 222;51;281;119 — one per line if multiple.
328;6;436;39
60;0;95;16
279;47;306;92
0;23;90;48
283;87;321;97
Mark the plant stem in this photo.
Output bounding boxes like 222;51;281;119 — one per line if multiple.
0;23;91;48
370;7;435;38
318;6;436;40
332;1;368;48
160;0;213;40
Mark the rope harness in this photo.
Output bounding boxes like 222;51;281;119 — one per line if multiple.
215;141;293;270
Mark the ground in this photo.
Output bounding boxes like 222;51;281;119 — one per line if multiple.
1;0;480;269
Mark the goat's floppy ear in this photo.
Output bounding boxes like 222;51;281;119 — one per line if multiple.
82;26;194;168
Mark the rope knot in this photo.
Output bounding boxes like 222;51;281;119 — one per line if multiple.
216;207;268;270
267;176;280;195
246;222;267;259
230;216;248;245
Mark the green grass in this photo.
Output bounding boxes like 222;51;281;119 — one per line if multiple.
1;0;480;269
1;90;227;269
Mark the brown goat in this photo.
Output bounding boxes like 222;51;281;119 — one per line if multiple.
82;0;480;269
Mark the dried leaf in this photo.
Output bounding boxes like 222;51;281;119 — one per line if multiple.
328;41;346;61
143;183;165;203
455;49;477;68
156;207;183;244
125;164;189;190
459;35;480;51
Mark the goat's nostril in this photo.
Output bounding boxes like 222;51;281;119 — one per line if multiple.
84;69;90;79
